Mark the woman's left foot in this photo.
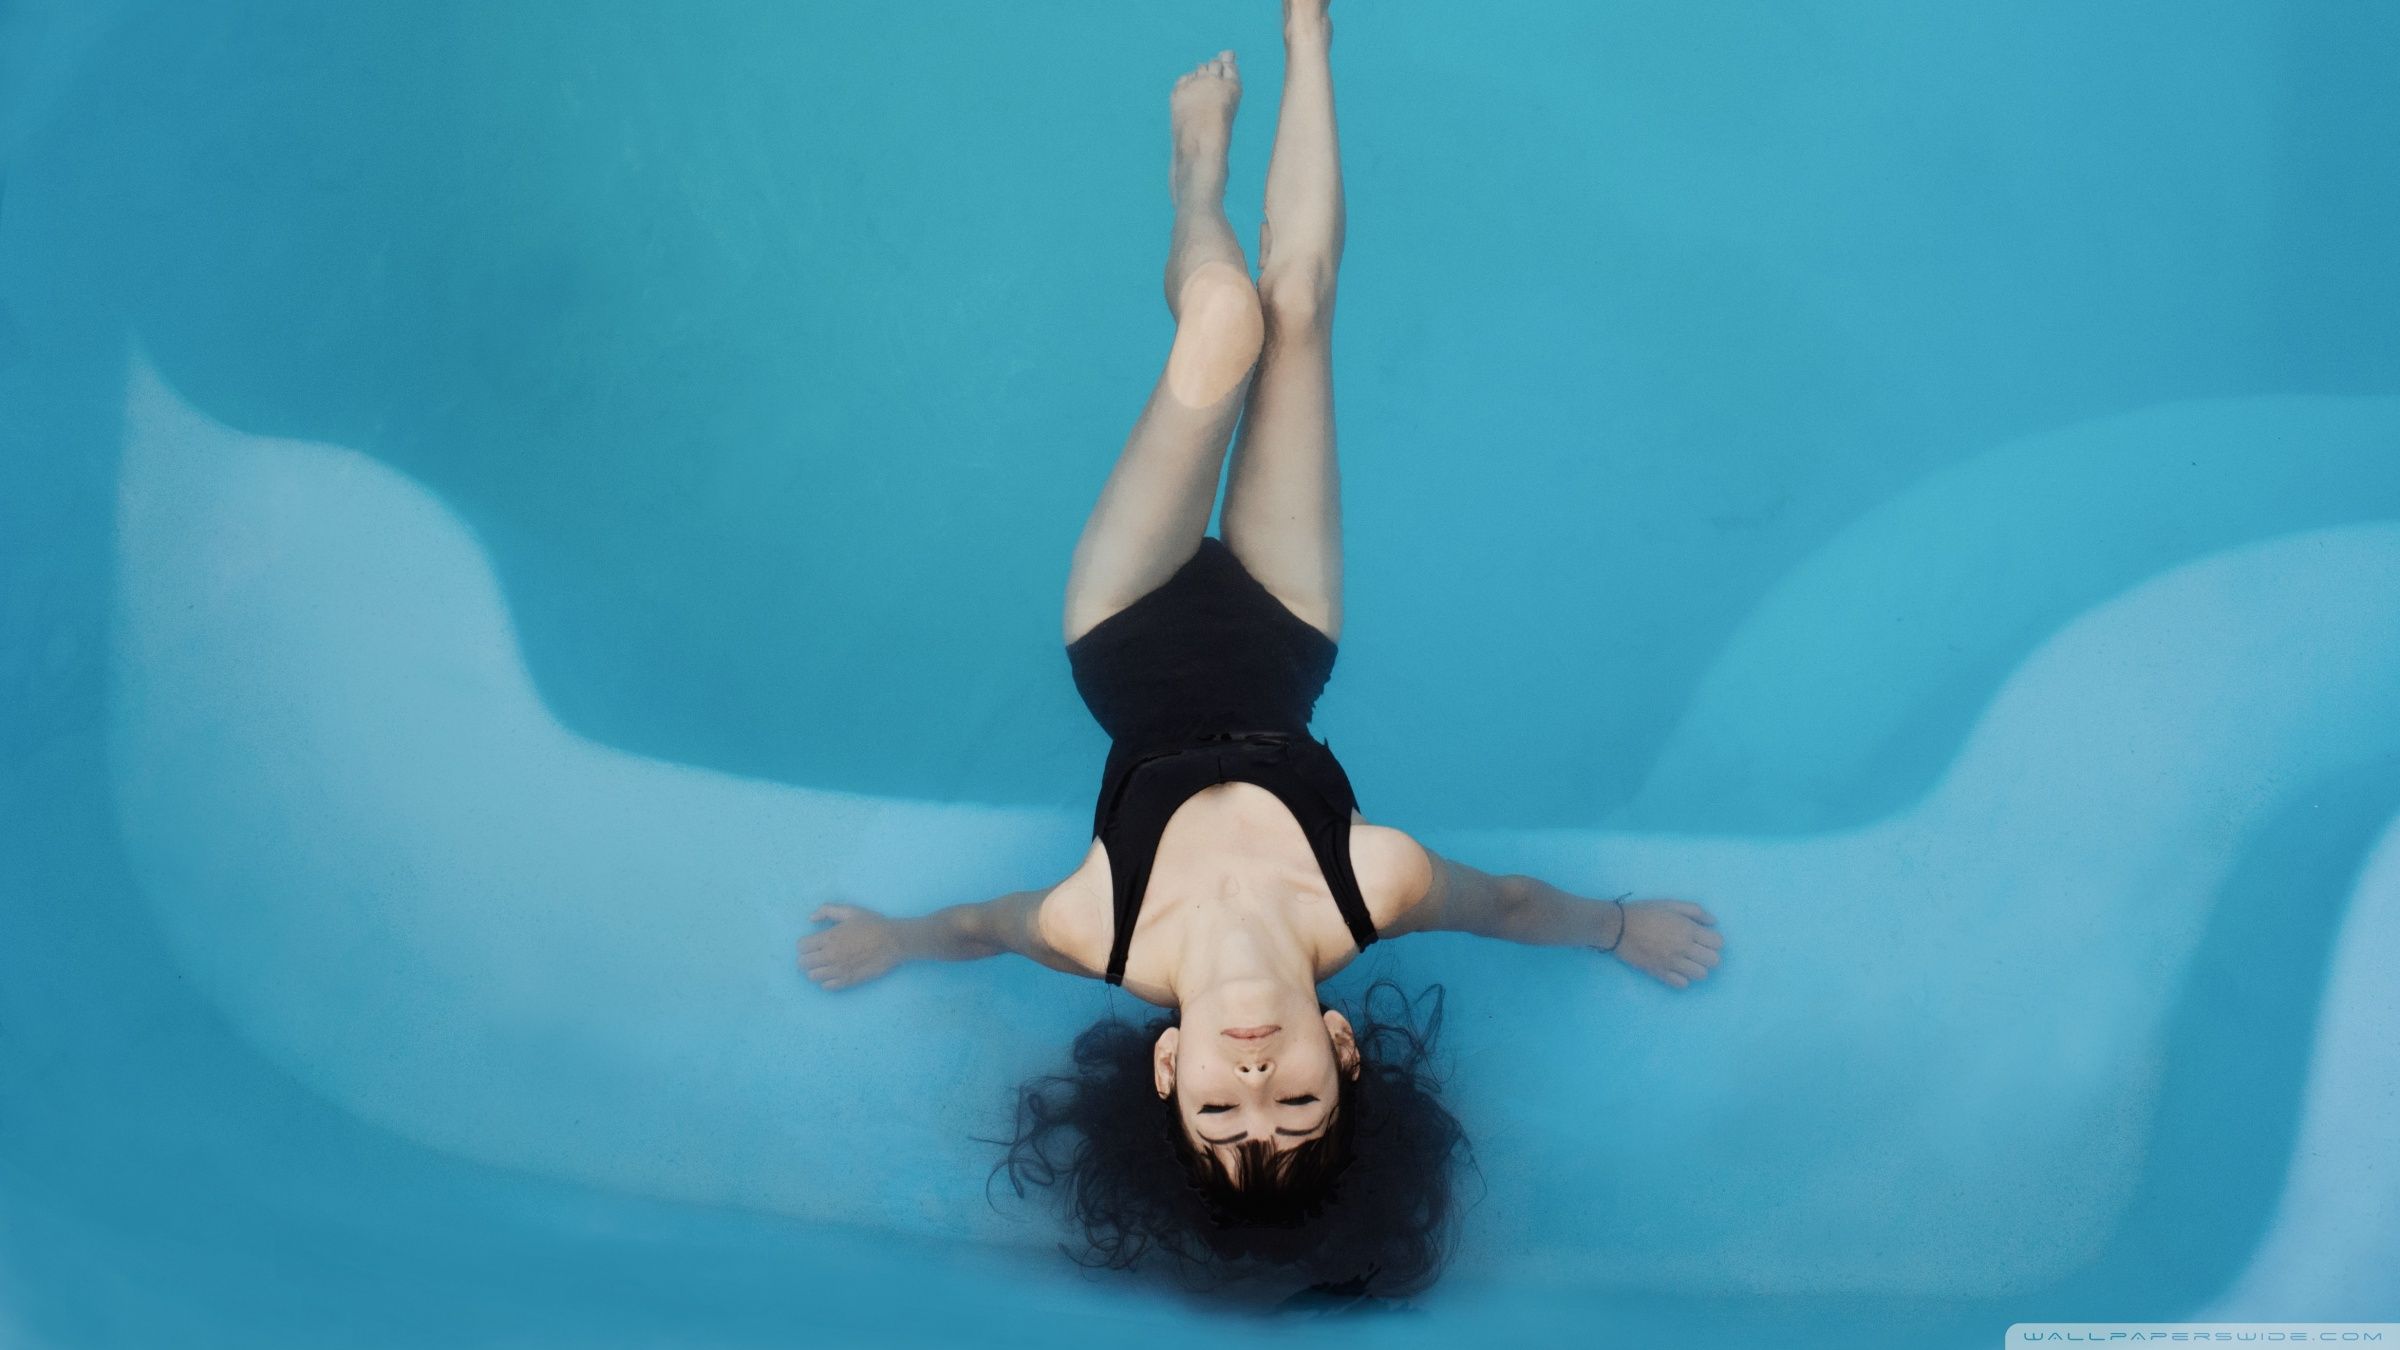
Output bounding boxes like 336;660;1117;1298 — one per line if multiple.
1169;50;1241;207
1165;52;1248;319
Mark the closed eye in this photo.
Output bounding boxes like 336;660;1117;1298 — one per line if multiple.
1191;1097;1321;1139
1199;1102;1337;1146
1200;1097;1313;1114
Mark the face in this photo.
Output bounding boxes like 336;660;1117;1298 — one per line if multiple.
1154;1008;1361;1171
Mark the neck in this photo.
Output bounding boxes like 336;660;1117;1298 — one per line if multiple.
1162;872;1320;1008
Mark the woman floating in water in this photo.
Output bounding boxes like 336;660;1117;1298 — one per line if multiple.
800;0;1722;1304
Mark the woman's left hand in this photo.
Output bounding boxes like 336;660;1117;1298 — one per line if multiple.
798;902;913;991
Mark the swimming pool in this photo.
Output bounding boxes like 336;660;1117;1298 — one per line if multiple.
4;2;2397;1346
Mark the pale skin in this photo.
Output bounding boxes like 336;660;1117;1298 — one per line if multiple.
800;0;1724;1175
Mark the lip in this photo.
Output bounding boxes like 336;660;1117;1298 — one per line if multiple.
1222;1025;1280;1040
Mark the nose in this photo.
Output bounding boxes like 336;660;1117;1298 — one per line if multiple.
1237;1059;1270;1076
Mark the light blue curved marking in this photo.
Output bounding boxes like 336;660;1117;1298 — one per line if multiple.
1625;396;2400;832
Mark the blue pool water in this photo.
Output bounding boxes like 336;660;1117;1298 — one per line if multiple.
4;3;2398;1346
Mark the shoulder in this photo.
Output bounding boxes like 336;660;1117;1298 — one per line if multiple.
1347;819;1436;936
1030;839;1115;977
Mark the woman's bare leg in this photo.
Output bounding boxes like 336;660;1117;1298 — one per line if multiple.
1062;52;1266;646
1221;0;1345;642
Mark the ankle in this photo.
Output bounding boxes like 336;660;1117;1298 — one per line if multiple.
1172;153;1228;196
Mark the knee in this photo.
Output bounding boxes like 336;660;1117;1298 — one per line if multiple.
1259;262;1335;336
1165;262;1264;407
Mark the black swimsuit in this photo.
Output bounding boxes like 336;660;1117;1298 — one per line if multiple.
1065;535;1380;986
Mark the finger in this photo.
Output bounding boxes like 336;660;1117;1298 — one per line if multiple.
1675;902;1716;925
1689;945;1720;968
801;935;826;954
1694;929;1725;950
1662;971;1690;989
812;903;858;925
1672;956;1707;980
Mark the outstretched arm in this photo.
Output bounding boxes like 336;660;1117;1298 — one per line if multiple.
1386;842;1725;990
798;886;1085;991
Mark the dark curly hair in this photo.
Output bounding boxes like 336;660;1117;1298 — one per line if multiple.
988;979;1471;1310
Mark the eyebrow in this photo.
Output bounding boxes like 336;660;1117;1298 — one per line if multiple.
1198;1110;1333;1147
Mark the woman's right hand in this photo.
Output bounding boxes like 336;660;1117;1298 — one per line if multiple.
799;903;913;991
1606;899;1723;990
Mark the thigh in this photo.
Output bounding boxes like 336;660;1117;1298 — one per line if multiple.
1061;371;1250;647
1219;325;1340;642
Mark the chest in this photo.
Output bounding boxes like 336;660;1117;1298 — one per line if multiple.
1048;782;1402;1000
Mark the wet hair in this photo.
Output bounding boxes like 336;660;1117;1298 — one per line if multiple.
989;979;1471;1307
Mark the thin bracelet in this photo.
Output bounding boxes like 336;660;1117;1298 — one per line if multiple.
1595;893;1631;953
